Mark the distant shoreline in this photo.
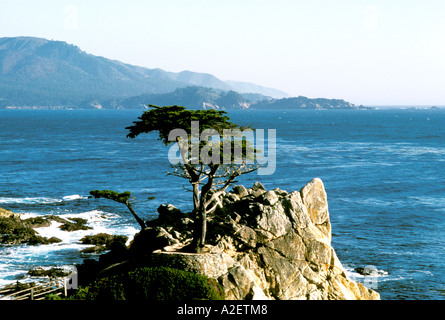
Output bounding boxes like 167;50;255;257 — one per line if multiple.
1;105;443;110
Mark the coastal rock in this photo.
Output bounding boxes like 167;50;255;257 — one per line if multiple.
0;207;21;219
24;215;92;232
23;216;53;228
59;217;92;231
232;185;249;198
0;207;37;244
79;233;128;254
250;182;266;197
299;178;331;241
28;235;62;245
156;204;184;226
0;208;81;245
128;179;380;300
27;267;70;278
79;233;128;248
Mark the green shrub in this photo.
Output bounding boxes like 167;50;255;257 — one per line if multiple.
69;276;125;300
70;267;224;300
44;293;63;300
125;267;224;300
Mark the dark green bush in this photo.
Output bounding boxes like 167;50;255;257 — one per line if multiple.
70;267;224;300
44;293;63;300
0;216;36;244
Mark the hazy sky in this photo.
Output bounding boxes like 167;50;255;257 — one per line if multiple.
1;0;444;106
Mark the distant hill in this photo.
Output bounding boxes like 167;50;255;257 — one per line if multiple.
162;70;232;91
225;80;288;99
0;36;367;110
0;37;181;107
103;86;366;110
252;96;369;110
110;86;250;110
0;37;288;108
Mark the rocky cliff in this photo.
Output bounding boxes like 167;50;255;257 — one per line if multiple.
129;178;380;300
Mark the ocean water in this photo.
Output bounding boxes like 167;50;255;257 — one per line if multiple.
0;108;444;300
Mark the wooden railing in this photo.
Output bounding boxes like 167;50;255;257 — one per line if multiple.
0;278;67;300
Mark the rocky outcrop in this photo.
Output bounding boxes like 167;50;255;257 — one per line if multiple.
0;209;77;245
0;207;20;219
0;207;38;244
128;178;380;300
79;233;128;254
27;267;71;278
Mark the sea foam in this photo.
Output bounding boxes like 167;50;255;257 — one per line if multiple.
0;194;88;205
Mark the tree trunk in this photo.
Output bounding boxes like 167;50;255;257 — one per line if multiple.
191;204;206;253
189;180;204;252
192;182;199;212
197;203;207;252
191;165;218;253
125;201;146;230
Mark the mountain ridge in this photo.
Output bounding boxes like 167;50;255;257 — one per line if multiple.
0;36;366;110
0;36;287;107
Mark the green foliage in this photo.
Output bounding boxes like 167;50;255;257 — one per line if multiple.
126;105;258;166
70;267;224;301
125;267;224;300
126;105;239;142
89;190;132;204
44;293;63;300
89;189;146;229
126;105;260;251
71;277;126;301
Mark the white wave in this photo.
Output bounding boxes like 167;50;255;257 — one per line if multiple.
0;194;88;205
326;162;395;169
344;265;389;281
7;209;137;245
381;250;419;256
409;196;445;210
345;265;407;284
0;197;62;204
34;221;82;243
18;212;41;219
0;264;78;290
33;210;138;244
0;268;30;287
0;243;89;288
0;209;139;288
35;217;110;243
279;140;445;158
62;194;88;201
0;243;89;269
62;209;115;223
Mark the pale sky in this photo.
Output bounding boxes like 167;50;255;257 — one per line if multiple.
1;0;445;106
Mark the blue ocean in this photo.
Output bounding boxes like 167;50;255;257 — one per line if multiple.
0;108;444;300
